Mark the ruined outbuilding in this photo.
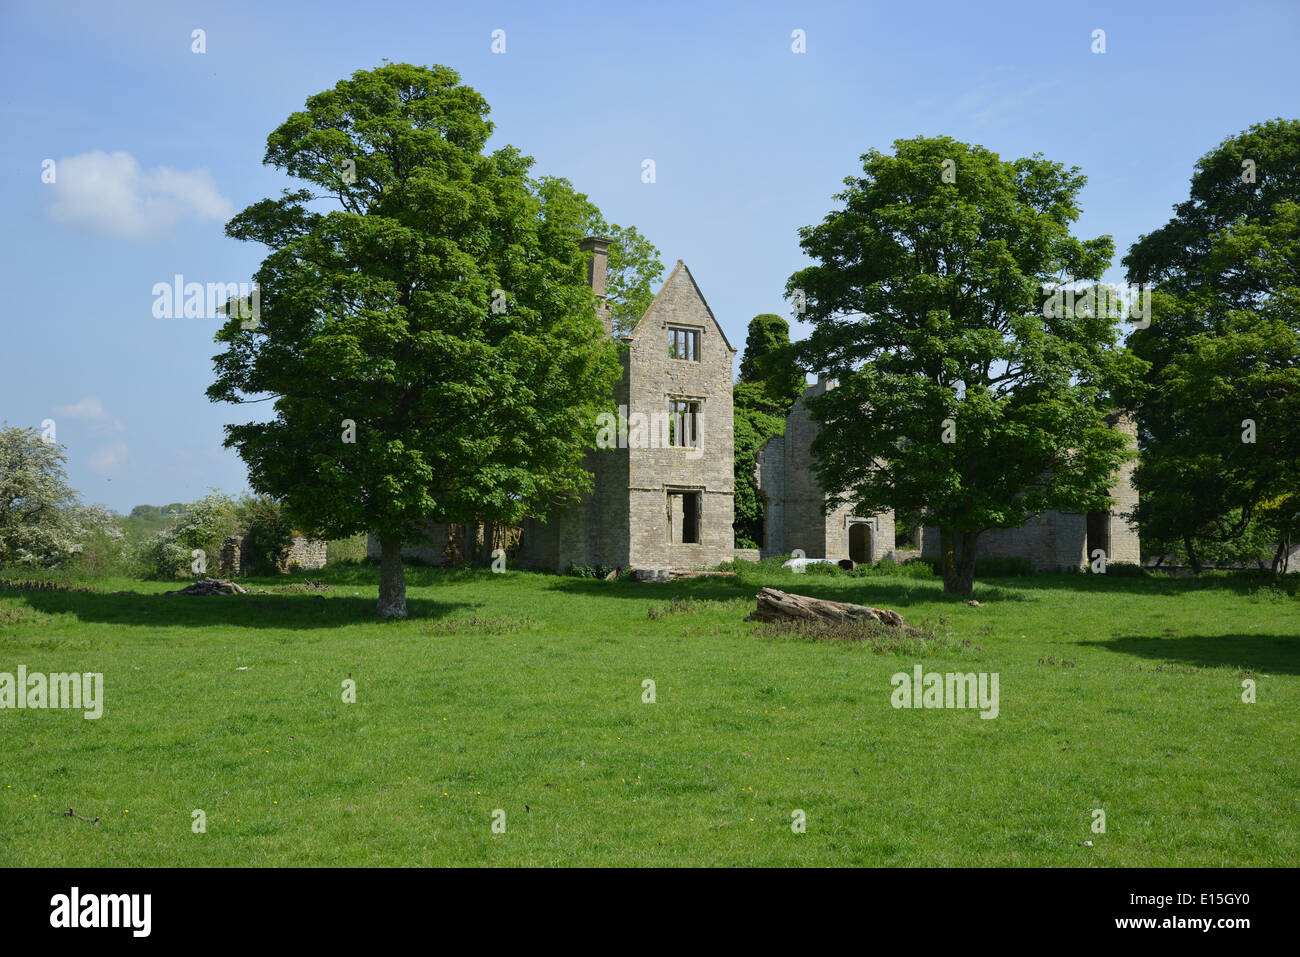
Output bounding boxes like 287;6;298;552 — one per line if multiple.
757;379;1139;571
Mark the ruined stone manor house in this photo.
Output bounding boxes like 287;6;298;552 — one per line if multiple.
372;237;1139;572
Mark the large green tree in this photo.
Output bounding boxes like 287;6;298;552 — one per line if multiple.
1122;119;1300;570
209;63;645;617
733;315;804;549
789;136;1141;595
738;314;805;407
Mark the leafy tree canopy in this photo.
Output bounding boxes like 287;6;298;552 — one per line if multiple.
738;313;805;406
0;425;120;569
208;63;648;616
789;136;1142;594
732;315;806;549
1123;119;1300;569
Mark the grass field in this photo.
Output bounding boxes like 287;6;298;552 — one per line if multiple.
1;562;1297;866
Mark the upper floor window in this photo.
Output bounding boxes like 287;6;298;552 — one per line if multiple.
669;326;700;361
668;399;700;447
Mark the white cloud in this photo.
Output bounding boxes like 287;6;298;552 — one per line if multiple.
55;396;107;420
45;150;234;240
89;441;129;475
54;396;124;432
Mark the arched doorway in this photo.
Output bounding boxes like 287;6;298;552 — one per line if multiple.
848;522;872;564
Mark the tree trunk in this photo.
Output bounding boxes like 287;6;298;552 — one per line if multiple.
458;523;479;565
377;532;407;619
957;531;978;593
1184;535;1203;574
940;527;956;591
940;527;978;597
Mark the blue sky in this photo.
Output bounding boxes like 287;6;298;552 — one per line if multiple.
1;0;1297;513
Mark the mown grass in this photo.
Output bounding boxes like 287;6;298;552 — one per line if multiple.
0;563;1297;866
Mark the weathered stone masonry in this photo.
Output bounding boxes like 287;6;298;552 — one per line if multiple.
518;247;737;572
756;377;894;564
758;380;1139;570
219;534;327;576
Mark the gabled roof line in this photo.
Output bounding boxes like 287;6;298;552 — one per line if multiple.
623;259;736;353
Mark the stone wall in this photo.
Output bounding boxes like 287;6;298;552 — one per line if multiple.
918;414;1141;571
279;536;327;571
759;383;1139;571
219;533;327;575
366;522;452;565
1105;412;1141;564
920;513;1089;571
368;522;518;567
757;379;893;563
219;536;244;577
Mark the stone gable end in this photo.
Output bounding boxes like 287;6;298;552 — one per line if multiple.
621;261;736;570
517;256;738;573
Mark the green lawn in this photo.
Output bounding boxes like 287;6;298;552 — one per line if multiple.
1;563;1297;866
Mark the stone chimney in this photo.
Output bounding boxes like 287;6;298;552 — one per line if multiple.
580;235;614;337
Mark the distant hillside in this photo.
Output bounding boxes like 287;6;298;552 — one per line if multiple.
118;503;186;542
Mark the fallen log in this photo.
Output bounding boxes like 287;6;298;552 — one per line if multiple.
745;587;904;628
164;578;249;596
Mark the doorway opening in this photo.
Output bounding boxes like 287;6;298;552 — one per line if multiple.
848;522;872;564
668;491;701;544
1086;510;1110;563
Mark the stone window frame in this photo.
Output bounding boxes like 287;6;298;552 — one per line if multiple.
666;394;704;449
667;324;703;362
895;522;922;549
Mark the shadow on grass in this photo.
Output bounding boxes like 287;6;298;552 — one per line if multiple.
545;568;1300;605
541;573;1034;606
1077;633;1300;675
989;570;1300;598
1;587;468;630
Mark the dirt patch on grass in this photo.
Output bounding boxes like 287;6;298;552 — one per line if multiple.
274;580;332;594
